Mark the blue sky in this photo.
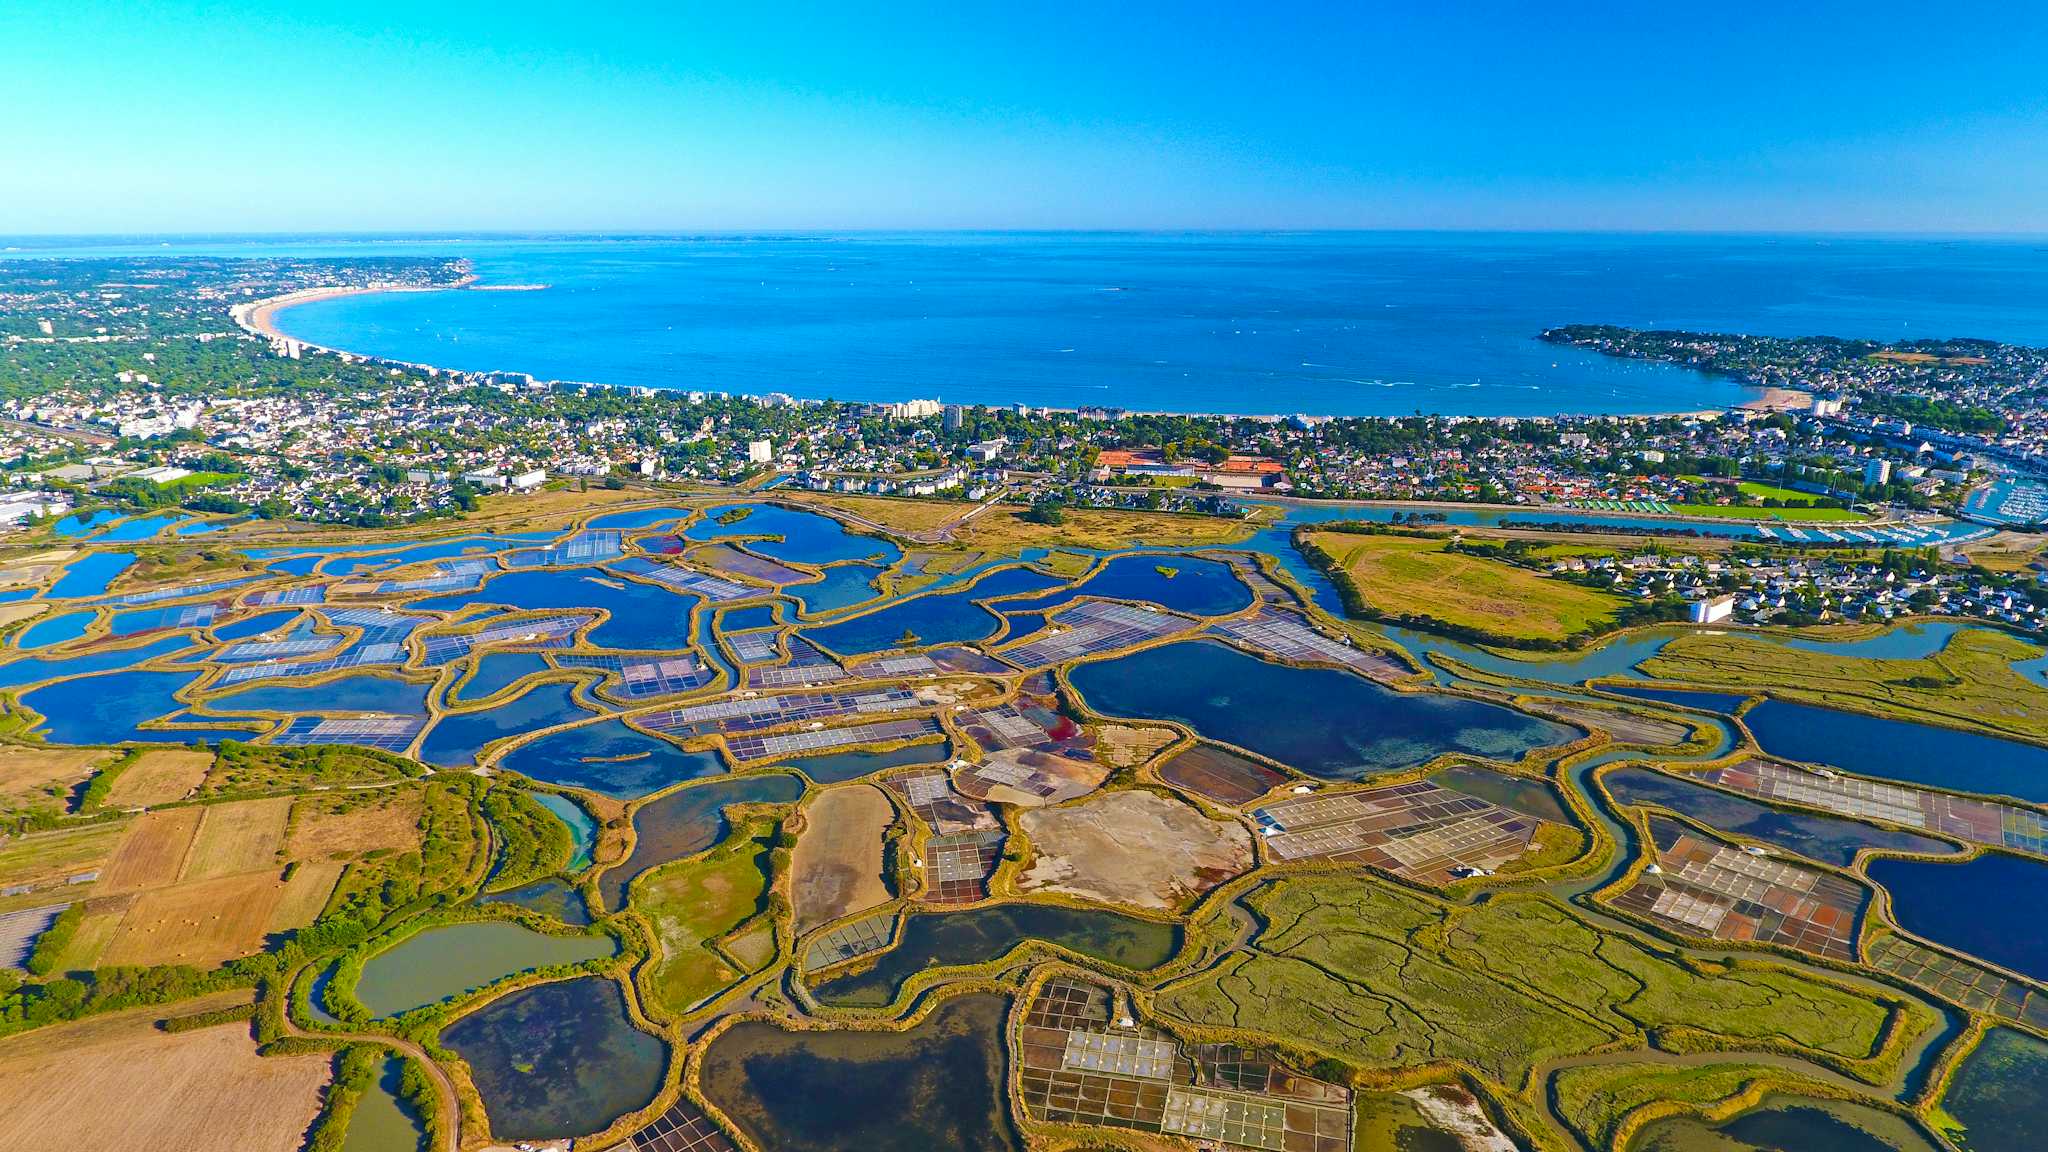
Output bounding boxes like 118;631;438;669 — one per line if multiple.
4;1;2045;233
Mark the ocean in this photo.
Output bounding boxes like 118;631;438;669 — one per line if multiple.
32;232;2048;417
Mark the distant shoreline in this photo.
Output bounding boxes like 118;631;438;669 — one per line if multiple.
233;275;477;342
249;281;1791;421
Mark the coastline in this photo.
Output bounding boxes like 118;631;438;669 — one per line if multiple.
232;275;477;343
1737;386;1813;413
245;282;1793;421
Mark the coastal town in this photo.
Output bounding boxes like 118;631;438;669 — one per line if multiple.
11;7;2048;1152
7;258;2048;536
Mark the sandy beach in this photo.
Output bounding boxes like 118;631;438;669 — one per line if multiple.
231;274;477;342
1738;386;1814;412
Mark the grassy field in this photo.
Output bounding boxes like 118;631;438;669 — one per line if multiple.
1959;535;2047;575
96;870;299;967
98;807;204;891
787;492;967;534
0;992;328;1152
52;790;417;967
1641;626;2048;743
182;796;291;880
1666;502;1865;522
1304;531;1627;643
0;746;109;814
789;784;893;934
1152;874;1915;1090
100;748;212;808
201;743;417;796
286;788;425;862
0;820;123;896
1550;1061;1834;1148
111;548;266;590
638;818;775;1014
954;505;1255;554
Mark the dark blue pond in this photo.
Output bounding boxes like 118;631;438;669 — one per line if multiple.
1069;639;1577;779
1604;767;1953;868
0;634;191;691
499;719;725;799
455;652;553;702
720;603;784;631
1604;684;1752;713
787;563;885;615
802;566;1066;656
419;682;597;767
266;554;326;576
998;554;1251;617
1002;611;1048;641
18;611;94;650
1743;700;2048;804
20;669;203;743
211;609;299;641
686;504;901;567
209;673;431;717
412;568;698;649
47;552;136;599
1867;853;2048;983
441;976;666;1142
52;508;122;537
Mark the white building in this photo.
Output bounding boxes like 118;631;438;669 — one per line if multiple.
1863;458;1892;487
747;439;774;464
510;469;547;491
888;398;943;420
1689;594;1736;624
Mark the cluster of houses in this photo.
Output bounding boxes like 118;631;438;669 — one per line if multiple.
1558;550;2046;629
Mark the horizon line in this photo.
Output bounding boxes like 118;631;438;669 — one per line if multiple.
7;227;2048;243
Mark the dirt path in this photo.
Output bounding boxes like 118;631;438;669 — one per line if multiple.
276;1008;463;1152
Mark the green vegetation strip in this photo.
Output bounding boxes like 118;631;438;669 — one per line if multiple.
1151;873;1927;1092
1642;626;2048;743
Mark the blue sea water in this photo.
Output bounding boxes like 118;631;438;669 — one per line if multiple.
264;233;2048;417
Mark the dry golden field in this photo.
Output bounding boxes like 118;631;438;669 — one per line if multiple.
96;871;293;967
183;796;292;880
100;748;214;808
0;992;328;1152
286;788;424;861
96;807;204;891
0;746;108;811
